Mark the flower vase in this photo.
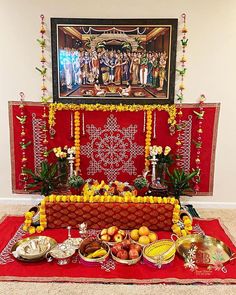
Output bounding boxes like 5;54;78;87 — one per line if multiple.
57;160;69;186
156;163;167;185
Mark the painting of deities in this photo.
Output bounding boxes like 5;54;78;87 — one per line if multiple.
58;25;171;100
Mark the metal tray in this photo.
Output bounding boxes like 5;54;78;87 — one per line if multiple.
11;236;57;263
174;234;235;266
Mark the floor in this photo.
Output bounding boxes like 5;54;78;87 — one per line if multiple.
0;205;236;295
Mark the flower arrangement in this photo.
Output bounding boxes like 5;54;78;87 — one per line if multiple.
148;145;173;185
149;145;173;164
82;179;137;198
53;145;76;159
53;145;76;184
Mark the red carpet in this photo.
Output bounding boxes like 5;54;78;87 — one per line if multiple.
0;215;236;284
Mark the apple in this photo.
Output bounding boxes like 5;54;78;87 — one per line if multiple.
129;249;139;260
113;233;124;243
130;243;142;253
117;249;129;260
107;226;118;236
113;242;123;251
111;243;123;255
100;234;111;242
118;229;126;237
121;239;131;250
100;228;108;236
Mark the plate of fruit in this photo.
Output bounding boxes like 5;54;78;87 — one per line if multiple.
99;226;127;245
130;226;158;246
79;237;110;263
111;239;142;265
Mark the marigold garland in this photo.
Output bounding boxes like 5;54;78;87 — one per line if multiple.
145;110;152;169
74;111;80;172
48;103;176;128
23;201;47;234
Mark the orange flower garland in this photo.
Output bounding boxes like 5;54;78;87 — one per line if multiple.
145;110;152;170
74;111;80;173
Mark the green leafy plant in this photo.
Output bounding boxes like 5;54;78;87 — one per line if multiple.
23;161;62;196
133;176;148;190
166;168;198;200
68;174;84;189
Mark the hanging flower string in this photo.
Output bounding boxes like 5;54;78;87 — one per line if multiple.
36;14;51;155
16;92;31;190
193;94;206;192
175;13;188;166
145;110;152;170
74;111;81;173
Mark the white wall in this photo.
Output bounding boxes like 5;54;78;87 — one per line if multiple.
1;0;236;206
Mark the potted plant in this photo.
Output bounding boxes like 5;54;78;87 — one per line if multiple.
166;168;199;203
68;174;85;195
133;176;148;196
23;160;62;196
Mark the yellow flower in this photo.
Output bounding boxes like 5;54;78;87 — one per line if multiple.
25;211;34;219
156;146;163;155
29;226;36;235
164;146;171;156
23;225;29;231
36;226;44;233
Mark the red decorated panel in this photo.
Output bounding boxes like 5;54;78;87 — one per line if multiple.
9;102;220;195
45;202;174;231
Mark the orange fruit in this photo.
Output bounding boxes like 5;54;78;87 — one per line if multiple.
130;229;139;241
138;235;150;245
138;226;150;236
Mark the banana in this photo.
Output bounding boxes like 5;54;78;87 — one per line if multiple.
86;248;107;259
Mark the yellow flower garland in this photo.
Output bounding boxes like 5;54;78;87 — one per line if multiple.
74;111;80;172
23;200;47;234
48;103;176;128
145;110;152;169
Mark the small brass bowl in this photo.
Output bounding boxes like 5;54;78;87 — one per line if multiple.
79;241;110;263
143;239;176;265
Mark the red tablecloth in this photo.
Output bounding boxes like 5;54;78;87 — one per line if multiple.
0;216;236;284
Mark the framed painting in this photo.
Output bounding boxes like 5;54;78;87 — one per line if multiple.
51;18;178;104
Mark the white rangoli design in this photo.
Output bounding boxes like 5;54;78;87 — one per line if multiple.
80;114;144;182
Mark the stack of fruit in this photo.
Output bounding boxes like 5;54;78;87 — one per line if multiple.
111;239;142;265
79;237;109;262
100;226;126;244
130;226;158;245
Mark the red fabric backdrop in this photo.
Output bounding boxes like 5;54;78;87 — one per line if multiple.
9;102;220;195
